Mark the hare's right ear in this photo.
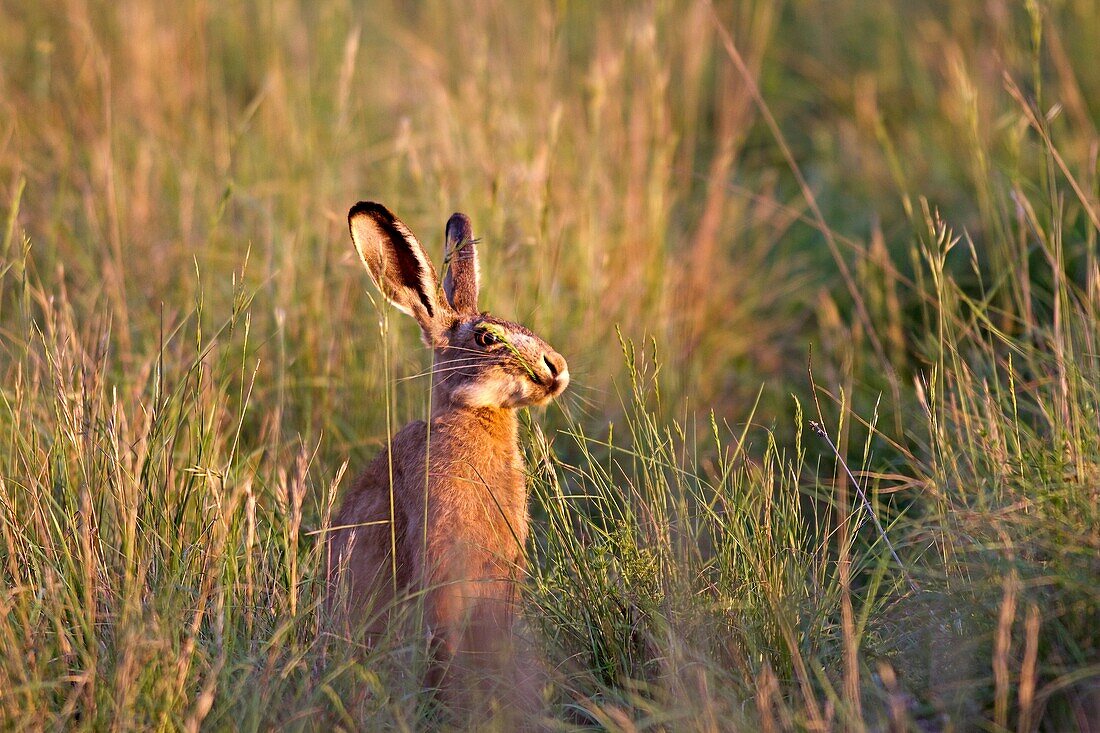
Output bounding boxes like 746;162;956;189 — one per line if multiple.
443;212;479;315
349;202;449;343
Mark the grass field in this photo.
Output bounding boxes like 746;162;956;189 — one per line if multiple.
1;0;1099;729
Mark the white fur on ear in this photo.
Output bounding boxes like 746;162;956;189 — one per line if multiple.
349;202;448;339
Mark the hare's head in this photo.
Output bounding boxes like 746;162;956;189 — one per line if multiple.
349;202;569;410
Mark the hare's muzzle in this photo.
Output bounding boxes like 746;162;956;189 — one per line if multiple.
541;350;569;396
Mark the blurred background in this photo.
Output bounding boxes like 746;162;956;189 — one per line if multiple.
1;0;1097;436
3;0;1090;428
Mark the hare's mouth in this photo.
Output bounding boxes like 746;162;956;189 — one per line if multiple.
532;370;569;404
548;370;569;397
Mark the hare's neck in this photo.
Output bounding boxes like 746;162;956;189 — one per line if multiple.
427;406;527;546
429;405;519;460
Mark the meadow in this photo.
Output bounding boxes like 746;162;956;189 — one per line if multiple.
1;0;1098;729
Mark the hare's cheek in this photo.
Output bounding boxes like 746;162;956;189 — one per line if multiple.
450;382;494;408
451;378;517;409
495;375;541;408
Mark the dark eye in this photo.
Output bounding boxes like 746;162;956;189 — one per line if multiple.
475;329;500;348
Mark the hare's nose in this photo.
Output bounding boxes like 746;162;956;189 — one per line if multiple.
543;351;566;378
542;351;569;393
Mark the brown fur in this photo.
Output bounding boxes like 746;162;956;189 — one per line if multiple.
326;202;567;709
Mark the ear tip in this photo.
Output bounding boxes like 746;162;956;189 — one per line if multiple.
349;201;392;223
445;212;473;242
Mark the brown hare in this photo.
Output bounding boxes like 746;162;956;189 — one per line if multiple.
326;202;568;699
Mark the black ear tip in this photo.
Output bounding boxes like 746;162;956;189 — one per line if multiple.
445;212;473;242
349;201;393;223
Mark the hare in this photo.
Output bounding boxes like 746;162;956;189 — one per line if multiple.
326;202;568;695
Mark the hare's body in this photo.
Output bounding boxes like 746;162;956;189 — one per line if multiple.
326;202;567;695
329;408;526;649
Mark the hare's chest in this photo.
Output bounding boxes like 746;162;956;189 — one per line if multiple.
434;451;524;510
427;452;527;544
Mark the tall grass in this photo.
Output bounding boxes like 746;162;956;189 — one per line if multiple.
1;0;1098;729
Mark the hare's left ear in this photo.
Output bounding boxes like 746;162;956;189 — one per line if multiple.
442;212;479;315
349;202;449;344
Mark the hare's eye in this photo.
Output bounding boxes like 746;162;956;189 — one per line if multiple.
475;329;500;348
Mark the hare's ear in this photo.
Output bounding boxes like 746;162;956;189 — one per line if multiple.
442;212;479;315
349;202;448;343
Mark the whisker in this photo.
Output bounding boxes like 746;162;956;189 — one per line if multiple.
431;358;486;368
556;395;595;423
567;390;598;411
440;345;488;355
563;390;598;415
426;358;493;378
431;369;467;390
398;364;481;382
563;380;606;396
395;357;486;380
434;355;487;363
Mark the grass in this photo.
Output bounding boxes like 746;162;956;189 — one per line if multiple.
1;0;1099;729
